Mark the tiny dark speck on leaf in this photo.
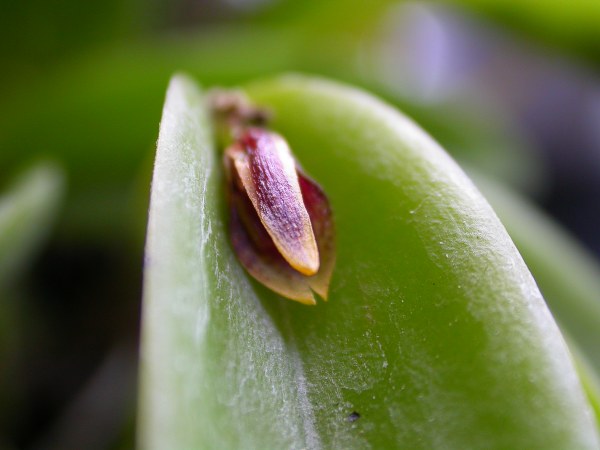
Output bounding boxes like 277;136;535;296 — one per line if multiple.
347;411;361;423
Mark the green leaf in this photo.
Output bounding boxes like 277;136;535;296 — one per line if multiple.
0;162;64;375
569;339;600;426
0;162;64;291
448;0;600;65
139;74;599;449
471;171;600;380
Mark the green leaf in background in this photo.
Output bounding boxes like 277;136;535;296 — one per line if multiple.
139;74;599;449
575;346;600;426
448;0;600;65
0;161;64;350
0;162;64;292
0;162;64;432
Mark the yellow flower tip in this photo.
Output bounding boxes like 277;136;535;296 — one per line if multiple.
284;240;320;276
296;295;317;306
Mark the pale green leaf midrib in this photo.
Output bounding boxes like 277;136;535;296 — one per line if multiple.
139;75;324;450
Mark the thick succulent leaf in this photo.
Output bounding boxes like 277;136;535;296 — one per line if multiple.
139;74;599;449
0;163;64;291
471;171;600;380
140;75;325;449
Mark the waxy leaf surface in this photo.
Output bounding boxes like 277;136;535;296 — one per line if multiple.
139;74;599;449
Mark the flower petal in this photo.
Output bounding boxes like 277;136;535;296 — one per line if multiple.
224;129;335;303
228;183;317;305
234;129;320;276
298;171;336;300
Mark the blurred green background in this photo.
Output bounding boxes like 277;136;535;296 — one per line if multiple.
1;0;600;448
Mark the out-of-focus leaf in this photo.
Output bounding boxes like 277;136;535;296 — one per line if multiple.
388;99;544;194
0;29;314;240
252;0;390;35
449;0;600;64
0;0;143;94
0;27;542;240
570;341;600;426
0;162;64;402
0;163;64;291
139;74;598;449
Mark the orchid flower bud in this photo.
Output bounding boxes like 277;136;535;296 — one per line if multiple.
224;128;335;305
